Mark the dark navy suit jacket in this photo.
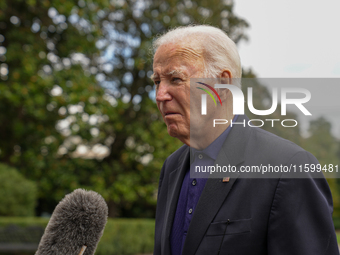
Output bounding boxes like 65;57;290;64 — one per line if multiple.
154;115;339;255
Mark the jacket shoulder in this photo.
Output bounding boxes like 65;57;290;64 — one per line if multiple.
162;144;189;171
246;127;315;165
254;127;304;151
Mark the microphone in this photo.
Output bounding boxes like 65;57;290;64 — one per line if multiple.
35;189;108;255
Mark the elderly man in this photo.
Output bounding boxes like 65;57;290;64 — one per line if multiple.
152;25;338;255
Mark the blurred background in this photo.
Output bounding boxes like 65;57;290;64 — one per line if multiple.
0;0;339;254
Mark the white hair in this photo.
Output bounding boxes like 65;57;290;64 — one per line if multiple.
153;25;242;80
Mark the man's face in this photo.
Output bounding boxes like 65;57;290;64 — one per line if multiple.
152;43;204;145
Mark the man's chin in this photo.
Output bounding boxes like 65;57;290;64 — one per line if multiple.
167;127;191;145
167;126;179;138
167;125;183;137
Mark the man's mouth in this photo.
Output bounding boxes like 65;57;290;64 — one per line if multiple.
165;112;180;116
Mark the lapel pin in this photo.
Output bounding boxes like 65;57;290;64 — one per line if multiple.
222;177;230;183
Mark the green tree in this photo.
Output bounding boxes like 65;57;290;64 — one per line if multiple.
0;163;37;216
301;117;340;217
0;0;249;217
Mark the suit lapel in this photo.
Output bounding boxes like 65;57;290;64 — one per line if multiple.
161;146;190;255
182;115;252;255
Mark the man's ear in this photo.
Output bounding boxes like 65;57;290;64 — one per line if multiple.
220;70;232;84
217;70;232;100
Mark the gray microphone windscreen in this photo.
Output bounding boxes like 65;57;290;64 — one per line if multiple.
36;189;108;255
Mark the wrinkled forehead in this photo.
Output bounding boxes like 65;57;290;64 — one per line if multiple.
153;42;204;74
154;41;203;61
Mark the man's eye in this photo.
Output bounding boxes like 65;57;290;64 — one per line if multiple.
154;80;160;85
172;77;181;82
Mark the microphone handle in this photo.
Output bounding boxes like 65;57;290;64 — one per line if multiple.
78;245;87;255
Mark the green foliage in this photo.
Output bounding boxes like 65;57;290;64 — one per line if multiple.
0;217;155;254
333;217;340;230
0;164;37;216
301;117;340;217
0;0;249;217
0;217;48;227
1;0;339;221
96;218;155;255
302;117;339;166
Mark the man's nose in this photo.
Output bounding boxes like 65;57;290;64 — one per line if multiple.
156;82;172;102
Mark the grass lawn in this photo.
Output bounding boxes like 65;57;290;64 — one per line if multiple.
336;231;340;244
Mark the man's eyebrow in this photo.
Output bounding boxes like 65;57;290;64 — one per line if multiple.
167;70;183;76
150;70;183;81
150;73;158;81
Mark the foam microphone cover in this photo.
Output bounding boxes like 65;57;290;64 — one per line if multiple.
35;189;108;255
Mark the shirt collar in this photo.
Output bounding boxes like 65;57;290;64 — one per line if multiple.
190;115;238;161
